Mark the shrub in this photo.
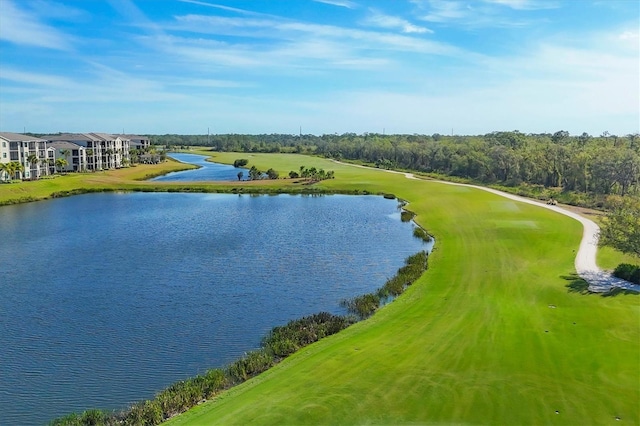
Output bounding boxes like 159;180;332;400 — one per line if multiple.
400;210;415;222
122;400;162;425
266;168;279;179
233;159;248;167
226;350;274;383
413;226;433;243
378;251;429;298
341;293;381;319
263;312;354;357
614;263;640;284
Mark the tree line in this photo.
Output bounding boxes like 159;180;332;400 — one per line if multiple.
151;131;640;201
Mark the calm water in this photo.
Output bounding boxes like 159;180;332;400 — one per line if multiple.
151;153;247;181
0;192;428;425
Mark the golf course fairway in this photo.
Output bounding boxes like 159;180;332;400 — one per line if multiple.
164;154;639;425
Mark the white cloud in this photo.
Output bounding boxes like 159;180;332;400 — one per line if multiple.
0;0;73;50
178;0;282;18
412;0;469;23
482;0;560;10
410;0;543;28
313;0;358;9
362;10;433;34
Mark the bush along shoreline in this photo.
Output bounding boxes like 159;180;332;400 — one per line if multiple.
341;251;429;320
613;263;640;285
50;247;430;426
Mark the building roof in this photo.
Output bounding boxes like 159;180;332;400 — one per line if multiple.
118;134;149;140
42;132;124;142
41;133;98;142
47;141;84;150
0;132;48;142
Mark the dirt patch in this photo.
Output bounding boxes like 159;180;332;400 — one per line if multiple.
557;203;605;221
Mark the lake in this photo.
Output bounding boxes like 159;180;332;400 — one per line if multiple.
0;190;429;425
150;152;247;181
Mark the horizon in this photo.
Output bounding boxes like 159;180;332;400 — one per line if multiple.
9;129;640;138
1;0;638;136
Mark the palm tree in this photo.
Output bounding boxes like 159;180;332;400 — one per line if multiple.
86;149;94;170
60;148;71;163
0;163;8;182
129;148;139;165
5;161;24;181
27;154;39;179
105;148;114;168
55;158;68;173
40;158;50;176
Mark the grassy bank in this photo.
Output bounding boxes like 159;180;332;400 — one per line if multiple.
2;152;637;425
164;153;639;425
0;160;196;205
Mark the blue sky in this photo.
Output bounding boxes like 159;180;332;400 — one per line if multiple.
0;0;638;135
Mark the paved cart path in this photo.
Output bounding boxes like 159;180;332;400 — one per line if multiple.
340;162;640;293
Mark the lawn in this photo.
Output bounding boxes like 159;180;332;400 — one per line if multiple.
2;152;637;425
0;159;196;205
164;153;639;425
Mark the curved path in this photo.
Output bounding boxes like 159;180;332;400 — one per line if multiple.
339;162;640;293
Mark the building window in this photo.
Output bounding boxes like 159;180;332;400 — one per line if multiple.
2;153;6;158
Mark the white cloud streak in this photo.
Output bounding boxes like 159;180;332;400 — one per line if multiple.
482;0;560;10
0;0;73;50
313;0;358;9
362;10;433;33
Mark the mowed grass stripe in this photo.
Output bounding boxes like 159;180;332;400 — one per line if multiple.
165;156;639;425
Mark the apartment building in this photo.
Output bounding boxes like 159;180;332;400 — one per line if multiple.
119;134;151;152
48;141;87;172
0;132;50;180
44;133;131;171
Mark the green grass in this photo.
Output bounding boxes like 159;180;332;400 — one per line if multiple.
2;152;637;425
162;153;639;426
0;160;196;205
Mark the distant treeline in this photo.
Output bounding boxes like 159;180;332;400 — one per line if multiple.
151;131;640;201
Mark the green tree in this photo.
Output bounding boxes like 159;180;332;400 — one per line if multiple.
40;157;50;176
599;197;640;258
105;148;114;167
0;162;8;181
3;161;24;181
266;168;279;179
55;158;68;173
248;165;262;180
60;148;71;164
27;154;39;178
